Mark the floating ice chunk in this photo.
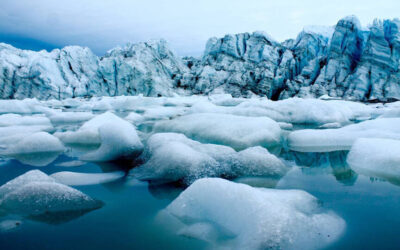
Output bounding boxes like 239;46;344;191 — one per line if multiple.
135;133;233;184
319;122;342;129
50;171;125;186
0;170;55;199
0;114;51;127
48;112;94;123
0;182;102;216
55;112;125;145
287;118;400;152
347;138;400;182
142;106;187;120
55;160;86;167
80;117;144;162
0;132;64;166
0;99;50;114
278;122;293;130
2;132;64;155
124;112;145;124
0;125;54;139
189;98;375;125
165;178;345;249
0;170;102;217
234;146;288;177
154;113;281;150
134;133;286;184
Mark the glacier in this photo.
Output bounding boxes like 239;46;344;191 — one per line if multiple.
0;16;399;101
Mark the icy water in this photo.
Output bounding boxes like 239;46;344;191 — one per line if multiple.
1;150;400;250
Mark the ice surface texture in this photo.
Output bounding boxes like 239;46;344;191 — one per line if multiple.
166;178;346;249
56;112;144;161
0;170;102;216
287;118;400;152
347;138;400;182
0;16;399;101
134;133;287;184
154;113;281;150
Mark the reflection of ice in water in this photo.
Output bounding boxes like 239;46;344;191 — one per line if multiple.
282;150;357;186
11;152;61;167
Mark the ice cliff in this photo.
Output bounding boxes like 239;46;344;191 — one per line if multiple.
1;16;400;101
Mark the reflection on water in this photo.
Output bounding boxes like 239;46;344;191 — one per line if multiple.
10;152;61;167
26;209;103;225
282;149;358;186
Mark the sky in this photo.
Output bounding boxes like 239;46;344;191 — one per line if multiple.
0;0;399;56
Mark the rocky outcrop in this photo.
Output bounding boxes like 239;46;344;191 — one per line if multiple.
0;16;399;101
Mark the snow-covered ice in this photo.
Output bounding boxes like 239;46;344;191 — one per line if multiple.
79;114;144;162
0;170;102;216
154;113;281;150
1;132;64;155
133;133;287;184
347;138;400;182
165;178;346;249
287;118;400;152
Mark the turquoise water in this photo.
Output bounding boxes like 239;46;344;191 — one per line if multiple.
0;150;400;249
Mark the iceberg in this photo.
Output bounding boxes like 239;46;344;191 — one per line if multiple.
79;114;144;162
55;111;144;162
0;170;103;217
1;132;64;155
165;178;346;249
287;118;400;152
134;133;287;185
347;138;400;183
0;132;65;166
154;113;281;150
50;171;125;186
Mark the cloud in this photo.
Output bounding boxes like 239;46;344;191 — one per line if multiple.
0;0;399;56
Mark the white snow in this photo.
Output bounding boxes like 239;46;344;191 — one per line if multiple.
347;138;400;181
165;178;345;249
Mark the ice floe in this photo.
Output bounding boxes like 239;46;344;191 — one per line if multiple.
165;178;346;249
0;170;102;217
287;118;400;152
133;133;287;184
347;138;400;183
154;113;281;150
50;171;125;186
0;132;64;166
80;115;144;162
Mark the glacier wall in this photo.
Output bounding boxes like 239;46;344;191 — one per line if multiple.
1;16;400;101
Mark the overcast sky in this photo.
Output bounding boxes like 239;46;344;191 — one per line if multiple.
0;0;399;56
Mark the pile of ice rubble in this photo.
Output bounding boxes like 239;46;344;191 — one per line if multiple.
0;94;399;248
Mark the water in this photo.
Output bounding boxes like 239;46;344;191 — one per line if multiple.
1;110;400;250
1;149;400;250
